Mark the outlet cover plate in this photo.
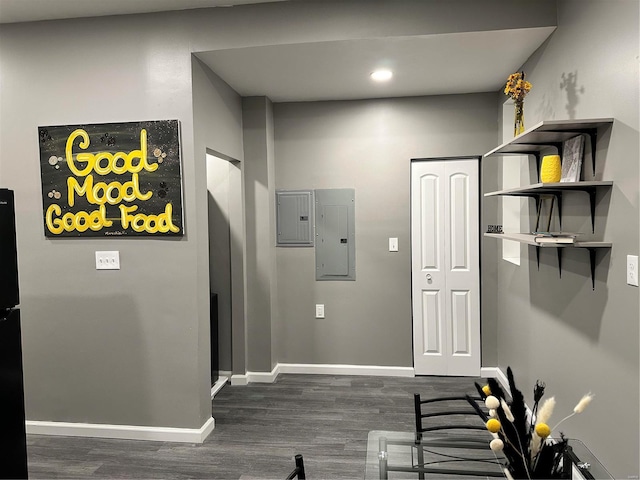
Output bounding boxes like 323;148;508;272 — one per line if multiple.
96;251;120;270
627;255;638;286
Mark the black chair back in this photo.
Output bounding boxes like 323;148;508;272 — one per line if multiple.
413;393;488;441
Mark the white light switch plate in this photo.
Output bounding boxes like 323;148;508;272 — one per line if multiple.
389;237;398;252
627;255;638;286
96;251;120;270
315;304;325;318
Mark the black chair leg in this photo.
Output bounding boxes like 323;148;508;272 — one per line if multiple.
413;393;422;441
295;454;305;480
285;454;305;480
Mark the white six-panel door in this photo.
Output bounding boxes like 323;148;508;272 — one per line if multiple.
411;159;480;376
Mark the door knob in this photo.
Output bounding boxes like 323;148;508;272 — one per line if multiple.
426;274;432;281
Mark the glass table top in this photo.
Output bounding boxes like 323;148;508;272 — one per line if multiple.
565;439;614;480
365;431;614;480
365;430;504;479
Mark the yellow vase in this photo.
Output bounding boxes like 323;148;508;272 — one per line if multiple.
540;155;561;183
514;100;525;136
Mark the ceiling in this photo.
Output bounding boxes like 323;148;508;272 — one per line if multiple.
196;28;555;102
0;0;556;102
0;0;285;24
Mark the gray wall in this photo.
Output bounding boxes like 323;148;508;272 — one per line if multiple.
242;97;277;372
192;59;248;378
273;94;499;366
0;14;211;429
193;58;245;377
0;0;557;432
493;0;639;476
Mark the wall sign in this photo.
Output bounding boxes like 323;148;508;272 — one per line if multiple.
38;120;183;237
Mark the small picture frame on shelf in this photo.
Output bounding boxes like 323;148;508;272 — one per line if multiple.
560;135;585;182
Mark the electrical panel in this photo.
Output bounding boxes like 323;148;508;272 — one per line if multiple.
315;188;355;281
276;190;314;246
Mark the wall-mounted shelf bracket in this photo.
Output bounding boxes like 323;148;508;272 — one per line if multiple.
589;248;597;290
581;128;599;176
485;233;611;291
535;245;606;288
587;188;597;233
557;248;563;278
572;246;608;291
535;246;564;278
485;181;612;234
533;194;562;232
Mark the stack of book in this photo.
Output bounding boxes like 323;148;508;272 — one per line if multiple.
532;232;577;244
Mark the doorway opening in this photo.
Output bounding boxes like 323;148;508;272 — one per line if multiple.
206;151;243;395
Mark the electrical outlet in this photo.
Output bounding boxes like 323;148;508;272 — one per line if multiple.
96;251;120;270
315;304;325;318
389;237;398;252
627;255;638;287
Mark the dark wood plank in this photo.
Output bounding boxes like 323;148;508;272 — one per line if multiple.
27;374;490;479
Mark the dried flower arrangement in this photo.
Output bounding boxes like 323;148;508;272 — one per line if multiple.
504;72;532;103
468;367;594;479
504;72;532;136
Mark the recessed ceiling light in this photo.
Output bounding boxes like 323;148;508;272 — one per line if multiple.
370;69;393;82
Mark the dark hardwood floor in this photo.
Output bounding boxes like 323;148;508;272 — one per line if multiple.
26;374;491;479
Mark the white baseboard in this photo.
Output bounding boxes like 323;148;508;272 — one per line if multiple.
230;374;248;386
481;366;533;417
481;366;510;392
230;363;414;385
26;416;215;443
211;376;228;398
247;365;279;383
278;363;415;377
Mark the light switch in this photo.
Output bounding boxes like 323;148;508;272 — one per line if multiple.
389;237;398;252
315;304;325;318
627;255;638;287
96;251;120;270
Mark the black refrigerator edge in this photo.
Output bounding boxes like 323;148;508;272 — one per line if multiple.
0;188;28;479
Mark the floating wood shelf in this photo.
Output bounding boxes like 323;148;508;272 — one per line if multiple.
484;181;613;197
484;181;613;233
484;233;611;289
484;233;611;248
483;118;614;175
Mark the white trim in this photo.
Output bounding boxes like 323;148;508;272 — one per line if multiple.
481;366;510;392
26;417;215;443
277;363;415;377
247;365;279;383
230;374;248;386
230;363;415;385
481;366;533;418
211;376;228;398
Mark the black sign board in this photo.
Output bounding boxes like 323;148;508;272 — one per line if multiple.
38;120;183;237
